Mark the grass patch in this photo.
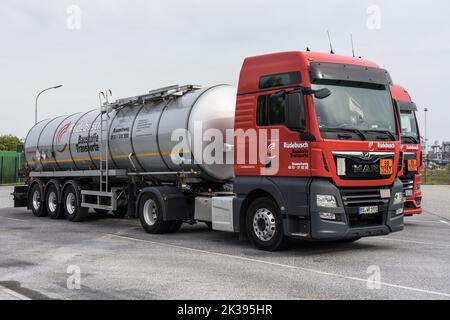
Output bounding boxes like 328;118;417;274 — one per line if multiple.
423;166;450;185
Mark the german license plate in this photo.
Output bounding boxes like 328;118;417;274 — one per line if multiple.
358;206;379;215
405;190;413;197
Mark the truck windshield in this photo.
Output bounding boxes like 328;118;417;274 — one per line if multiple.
312;83;397;141
400;110;419;144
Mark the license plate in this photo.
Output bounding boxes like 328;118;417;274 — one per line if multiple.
380;189;391;199
405;190;413;197
408;159;418;172
380;159;394;175
358;206;379;215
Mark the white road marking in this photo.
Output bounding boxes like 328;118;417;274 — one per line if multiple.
0;286;32;300
107;234;450;299
440;220;450;226
369;236;450;248
0;216;27;222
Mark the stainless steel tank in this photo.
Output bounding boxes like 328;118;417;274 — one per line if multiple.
25;85;237;182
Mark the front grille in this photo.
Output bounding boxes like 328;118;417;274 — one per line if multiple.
334;153;395;180
400;176;414;198
340;188;389;228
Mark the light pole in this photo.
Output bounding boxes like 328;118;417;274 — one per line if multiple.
424;108;429;184
35;85;63;124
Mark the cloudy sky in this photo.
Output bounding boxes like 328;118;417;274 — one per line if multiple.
1;0;449;144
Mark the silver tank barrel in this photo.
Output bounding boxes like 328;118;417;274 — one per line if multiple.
24;85;237;182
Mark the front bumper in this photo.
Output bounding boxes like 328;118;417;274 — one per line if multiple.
308;179;404;240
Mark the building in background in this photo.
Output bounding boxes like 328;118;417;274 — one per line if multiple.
429;141;450;165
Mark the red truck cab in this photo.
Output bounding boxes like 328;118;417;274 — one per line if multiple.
233;51;404;250
390;85;423;215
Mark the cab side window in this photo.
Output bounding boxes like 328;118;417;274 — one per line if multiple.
257;95;286;126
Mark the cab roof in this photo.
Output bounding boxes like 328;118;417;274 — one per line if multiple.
390;84;412;102
238;51;381;93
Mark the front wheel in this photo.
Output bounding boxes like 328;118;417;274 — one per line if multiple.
246;197;289;251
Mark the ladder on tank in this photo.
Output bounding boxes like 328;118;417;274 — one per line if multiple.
99;90;112;193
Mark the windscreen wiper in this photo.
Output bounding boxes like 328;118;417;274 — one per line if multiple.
362;130;396;141
321;128;367;141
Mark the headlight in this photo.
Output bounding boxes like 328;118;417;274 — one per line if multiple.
393;192;404;205
416;184;421;191
316;195;338;208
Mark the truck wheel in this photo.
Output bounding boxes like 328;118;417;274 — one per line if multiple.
46;185;64;220
138;193;172;234
63;185;88;222
30;183;47;217
246;197;288;251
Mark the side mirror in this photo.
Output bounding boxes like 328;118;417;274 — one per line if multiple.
314;88;332;100
285;92;306;131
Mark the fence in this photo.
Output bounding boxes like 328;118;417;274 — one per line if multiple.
0;151;26;185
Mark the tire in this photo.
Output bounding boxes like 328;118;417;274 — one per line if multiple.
46;185;65;220
112;206;128;217
63;185;88;222
29;183;47;217
138;193;172;234
94;209;110;214
246;197;289;251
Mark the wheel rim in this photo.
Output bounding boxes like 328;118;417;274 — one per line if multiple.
143;199;158;226
48;192;58;213
253;208;276;242
32;190;41;210
66;193;76;215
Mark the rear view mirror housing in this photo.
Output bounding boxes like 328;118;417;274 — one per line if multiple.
285;92;306;132
314;88;332;100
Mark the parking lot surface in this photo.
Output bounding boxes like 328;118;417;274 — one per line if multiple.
0;186;449;300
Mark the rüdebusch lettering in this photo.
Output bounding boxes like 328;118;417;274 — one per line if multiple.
284;142;309;149
377;142;395;149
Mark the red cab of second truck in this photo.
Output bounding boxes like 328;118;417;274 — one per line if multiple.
391;85;423;215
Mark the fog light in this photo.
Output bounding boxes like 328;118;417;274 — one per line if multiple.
317;195;338;208
319;212;337;221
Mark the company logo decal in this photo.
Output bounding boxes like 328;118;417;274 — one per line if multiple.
284;142;309;149
377;142;395;150
56;122;72;153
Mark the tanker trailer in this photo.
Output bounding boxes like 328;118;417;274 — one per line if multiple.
14;50;405;251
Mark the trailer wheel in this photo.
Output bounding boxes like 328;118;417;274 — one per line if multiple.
30;183;47;217
63;185;88;222
138;193;172;234
246;197;288;251
46;185;65;220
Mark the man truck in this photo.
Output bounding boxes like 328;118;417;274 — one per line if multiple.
391;85;423;216
14;51;405;251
